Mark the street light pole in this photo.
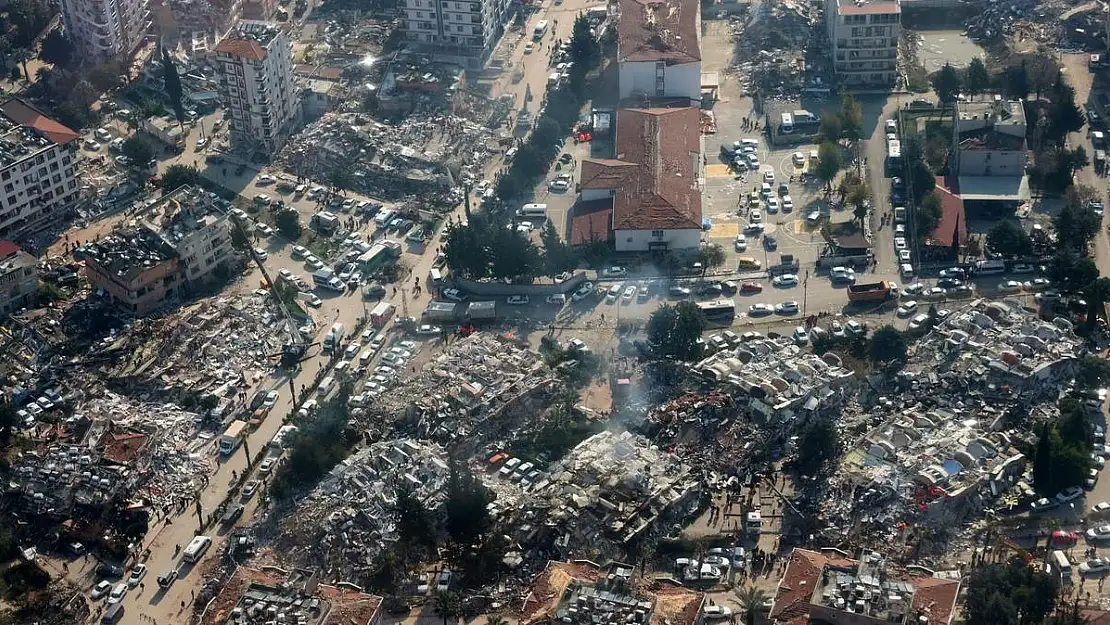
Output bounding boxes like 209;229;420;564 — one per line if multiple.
803;269;809;315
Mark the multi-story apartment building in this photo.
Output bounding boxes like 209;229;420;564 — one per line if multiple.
60;0;152;64
952;97;1030;204
215;21;300;156
616;0;701;103
0;99;81;242
0;241;38;318
82;230;180;316
401;0;510;69
825;0;901;87
142;185;232;284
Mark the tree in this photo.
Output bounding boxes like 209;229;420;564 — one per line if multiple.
815;141;842;191
697;244;726;275
40;31;74;68
1047;72;1085;141
794;418;838;476
869;325;906;363
1085;277;1110;329
840;95;864;143
1046;252;1097;292
71;80;97;109
122;136;155;166
735;586;768;625
964;561;1056;625
0;401;15;447
647;302;707;360
393;483;437;553
846;182;870;224
1054;196;1101;254
7;0;53;47
87;60;124;92
1075;356;1110;390
569;14;600;71
443;462;493;547
932;63;961;103
540;220;574;278
986;220;1032;257
965;57;991;96
489;228;542;280
162;164;198;193
819;111;842;144
275;209;302;240
432;592;462;625
443;222;491;279
532;116;563;150
1005;60;1030;100
327;167;354;200
161;46;186;127
915;192;943;240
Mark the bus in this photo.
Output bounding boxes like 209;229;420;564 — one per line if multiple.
885;139;902;172
533;20;549;39
697;298;736;322
183;536;211;564
1051;550;1072;584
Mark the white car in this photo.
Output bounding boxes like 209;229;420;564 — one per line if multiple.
601;267;628;278
750;209;762;224
1000;280;1022;293
256;223;274;236
196;137;208;149
622;285;637;302
127;564;147;587
303;293;322;308
91;581;113;600
748;303;773;316
257;174;277;185
775;301;799;314
791;326;809;345
703;605;733;620
549;179;570;192
292;245;308;258
894;237;907;250
442;288;466;302
1080;558;1110;576
253;248;268;261
734;234;747;251
899;249;911;262
766;197;780;213
95;127;112;141
781;195;794;212
1089;525;1110;541
1092;501;1110;515
846;320;865;336
506;295;530;305
773;274;798;287
108;583;127;604
897;300;918;316
572;283;595;301
792;152;805;167
908;313;930;331
605;284;622;303
262;390;279;408
763;171;775;184
259;457;277;474
85;140;102;151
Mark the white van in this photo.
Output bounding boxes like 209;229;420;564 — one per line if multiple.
740;139;759;148
517;203;548;218
317;376;336;397
358;349;375;370
334;361;351;375
182;536;211;563
374;209;396;226
900;263;915;279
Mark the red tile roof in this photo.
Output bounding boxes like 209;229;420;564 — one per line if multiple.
215;38;267;61
580;107;702;232
925;184;967;248
0;241;21;259
769;549;857;625
0;99;79;145
570;199;614;245
617;0;701;64
904;574;960;625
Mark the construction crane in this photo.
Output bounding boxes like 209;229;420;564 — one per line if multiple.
230;215;309;368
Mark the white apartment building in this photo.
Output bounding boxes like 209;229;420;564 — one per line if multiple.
401;0;510;69
825;0;901;87
616;0;701;103
143;185;233;284
215;21;300;156
60;0;151;64
0;241;38;318
0;99;81;242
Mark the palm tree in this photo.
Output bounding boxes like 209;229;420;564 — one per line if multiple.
735;585;769;625
433;591;462;625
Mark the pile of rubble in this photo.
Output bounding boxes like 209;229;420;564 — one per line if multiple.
278;111;501;201
272;439;450;576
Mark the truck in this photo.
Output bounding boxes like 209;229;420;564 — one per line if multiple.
219;420;248;455
768;254;801;276
313;268;335;285
466;300;497;320
847;281;893;303
370;302;396;328
356;242;401;272
322;322;346;352
423;301;458;322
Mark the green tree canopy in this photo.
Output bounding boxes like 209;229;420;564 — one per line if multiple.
819;111;842;144
569;15;600;71
1075;356;1110;390
932;63;961;103
647;301;707;360
161;47;186;125
965;57;991;96
964;561;1056;625
162;164;198;193
540;220;575;277
697;244;726;274
794;418;839;476
839;95;864;142
869;325;906;363
815;141;842;190
1054;194;1101;254
121;136;154;166
39;31;74;68
986;220;1032;257
274;209;302;240
443;462;493;547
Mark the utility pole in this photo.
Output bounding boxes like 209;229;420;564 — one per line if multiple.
802;269;810;315
242;437;253;469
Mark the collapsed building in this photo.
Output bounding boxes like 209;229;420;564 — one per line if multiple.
277;110;501;201
201;565;383;625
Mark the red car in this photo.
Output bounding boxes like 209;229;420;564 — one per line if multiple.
740;281;763;294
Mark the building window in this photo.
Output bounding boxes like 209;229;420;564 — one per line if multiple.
651;230;664;238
